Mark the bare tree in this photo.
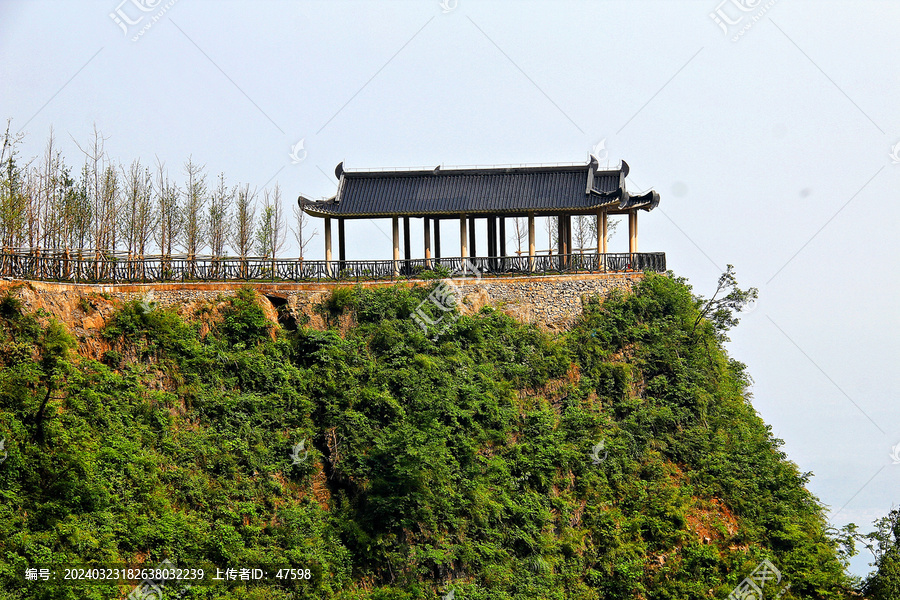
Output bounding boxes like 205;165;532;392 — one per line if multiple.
544;216;558;255
180;157;207;259
572;215;593;253
72;168;91;250
98;164;120;256
0;120;21;180
256;184;286;280
36;132;53;251
291;200;317;260
120;161;138;257
208;172;232;259
510;217;527;255
256;183;285;258
153;157;180;259
23;168;41;252
59;164;91;252
37;130;67;253
230;183;256;260
55;164;71;251
74;125;113;257
134;170;155;259
0;122;28;253
120;160;154;259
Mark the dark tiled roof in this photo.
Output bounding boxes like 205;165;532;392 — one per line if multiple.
300;159;658;218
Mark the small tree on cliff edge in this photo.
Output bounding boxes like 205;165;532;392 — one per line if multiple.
860;508;900;599
692;264;758;342
291;200;316;261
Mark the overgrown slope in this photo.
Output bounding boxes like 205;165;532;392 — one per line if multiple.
0;275;855;599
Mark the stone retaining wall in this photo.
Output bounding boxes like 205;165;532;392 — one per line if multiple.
452;274;639;330
0;272;643;334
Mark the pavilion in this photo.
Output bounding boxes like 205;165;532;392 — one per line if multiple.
299;156;662;276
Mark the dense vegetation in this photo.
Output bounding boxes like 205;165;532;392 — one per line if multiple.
857;509;900;598
0;274;866;598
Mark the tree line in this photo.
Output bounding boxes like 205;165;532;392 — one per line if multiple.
0;123;317;260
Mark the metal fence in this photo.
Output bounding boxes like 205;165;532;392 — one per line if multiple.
0;250;666;283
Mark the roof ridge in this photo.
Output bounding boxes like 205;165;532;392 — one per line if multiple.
344;160;589;172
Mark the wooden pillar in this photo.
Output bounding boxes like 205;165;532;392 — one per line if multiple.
403;217;412;269
566;215;573;256
528;213;535;272
459;215;468;273
597;209;607;272
499;217;506;257
392;216;400;276
557;214;564;256
338;218;346;265
558;214;569;268
490;216;499;272
597;209;607;254
468;216;476;257
487;217;496;258
424;217;432;268
629;211;638;253
324;217;332;276
434;219;441;259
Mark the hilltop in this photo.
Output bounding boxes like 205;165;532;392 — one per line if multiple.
0;273;856;599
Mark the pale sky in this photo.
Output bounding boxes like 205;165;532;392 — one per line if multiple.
2;0;899;578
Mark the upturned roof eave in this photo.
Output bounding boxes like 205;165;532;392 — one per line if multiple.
298;157;659;218
299;195;658;219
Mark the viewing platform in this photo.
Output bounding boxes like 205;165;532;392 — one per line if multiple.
0;156;666;286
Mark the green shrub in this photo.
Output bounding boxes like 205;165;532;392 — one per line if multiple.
0;293;23;319
317;286;359;323
217;287;272;345
102;349;121;366
78;297;93;313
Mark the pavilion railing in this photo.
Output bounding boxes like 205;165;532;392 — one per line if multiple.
0;250;665;284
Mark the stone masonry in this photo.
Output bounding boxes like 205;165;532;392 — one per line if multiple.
0;272;643;335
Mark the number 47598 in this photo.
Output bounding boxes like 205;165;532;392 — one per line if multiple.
275;568;311;579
